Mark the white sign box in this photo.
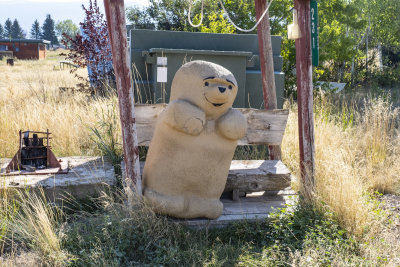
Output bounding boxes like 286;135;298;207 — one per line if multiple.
157;67;168;83
157;57;168;66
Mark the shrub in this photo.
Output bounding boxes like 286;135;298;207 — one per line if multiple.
62;0;114;96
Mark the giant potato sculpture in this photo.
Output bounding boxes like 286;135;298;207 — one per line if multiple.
143;60;247;219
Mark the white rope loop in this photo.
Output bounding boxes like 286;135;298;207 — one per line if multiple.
188;0;204;28
219;0;275;32
187;0;275;32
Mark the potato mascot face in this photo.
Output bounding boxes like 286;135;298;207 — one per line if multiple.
170;61;238;119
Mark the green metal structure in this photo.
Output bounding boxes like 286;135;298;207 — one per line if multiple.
128;29;285;108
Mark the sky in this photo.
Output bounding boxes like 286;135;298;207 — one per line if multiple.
0;0;149;37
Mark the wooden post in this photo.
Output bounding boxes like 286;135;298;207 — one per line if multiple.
104;0;142;194
254;0;282;160
294;0;315;199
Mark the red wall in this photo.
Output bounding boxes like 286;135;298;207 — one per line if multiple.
0;42;46;60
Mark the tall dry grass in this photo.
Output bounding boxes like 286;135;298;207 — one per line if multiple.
282;93;400;238
9;190;68;266
0;51;119;158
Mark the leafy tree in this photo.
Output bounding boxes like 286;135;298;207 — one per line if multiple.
194;10;235;34
368;0;400;48
11;19;25;39
317;0;366;82
62;0;113;94
30;19;41;39
127;0;260;33
55;19;79;43
4;18;12;39
144;0;189;31
42;14;59;45
0;24;4;39
126;5;156;29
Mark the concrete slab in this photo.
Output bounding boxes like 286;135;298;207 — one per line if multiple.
0;157;115;201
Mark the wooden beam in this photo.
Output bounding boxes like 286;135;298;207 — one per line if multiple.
103;0;142;193
121;160;291;197
133;104;289;146
254;0;282;160
294;0;315;199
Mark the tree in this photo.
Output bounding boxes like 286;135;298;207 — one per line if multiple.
194;10;235;34
11;19;25;39
368;0;400;48
42;14;58;45
30;19;41;39
62;0;113;94
125;5;155;29
0;24;4;39
4;18;12;39
55;20;79;44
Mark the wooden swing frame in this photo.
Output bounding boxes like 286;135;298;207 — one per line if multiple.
103;0;315;203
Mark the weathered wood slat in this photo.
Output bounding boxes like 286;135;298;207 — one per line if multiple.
135;159;291;193
179;194;297;227
225;160;291;193
1;157;115;201
135;104;289;146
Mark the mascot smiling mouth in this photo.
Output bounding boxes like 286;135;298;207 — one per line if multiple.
204;95;225;107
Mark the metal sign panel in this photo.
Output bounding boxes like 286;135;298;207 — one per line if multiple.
310;0;319;67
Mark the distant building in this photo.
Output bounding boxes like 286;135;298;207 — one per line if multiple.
0;39;51;60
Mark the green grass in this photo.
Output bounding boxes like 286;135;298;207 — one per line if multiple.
60;195;363;267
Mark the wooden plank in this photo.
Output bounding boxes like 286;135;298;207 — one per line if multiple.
0;157;115;201
132;160;291;193
104;0;142;192
179;194;297;227
255;0;282;160
224;160;291;193
135;104;289;146
295;0;315;199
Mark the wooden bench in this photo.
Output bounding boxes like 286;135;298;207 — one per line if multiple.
59;60;78;70
135;104;292;201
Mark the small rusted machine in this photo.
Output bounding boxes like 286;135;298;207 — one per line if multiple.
4;130;68;175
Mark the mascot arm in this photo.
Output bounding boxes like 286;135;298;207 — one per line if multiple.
163;100;206;135
217;109;247;140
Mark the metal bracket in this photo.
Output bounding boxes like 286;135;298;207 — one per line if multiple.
246;55;259;68
142;51;156;64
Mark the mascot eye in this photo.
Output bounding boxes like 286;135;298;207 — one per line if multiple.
228;85;233;90
204;82;209;86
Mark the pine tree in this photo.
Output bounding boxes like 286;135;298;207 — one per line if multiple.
4;18;12;39
41;14;58;45
11;19;25;39
0;24;4;39
30;19;41;39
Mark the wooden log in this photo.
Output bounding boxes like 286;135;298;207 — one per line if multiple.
124;160;291;194
254;0;277;110
295;0;315;199
254;0;282;160
224;160;291;193
134;104;289;146
104;0;142;193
